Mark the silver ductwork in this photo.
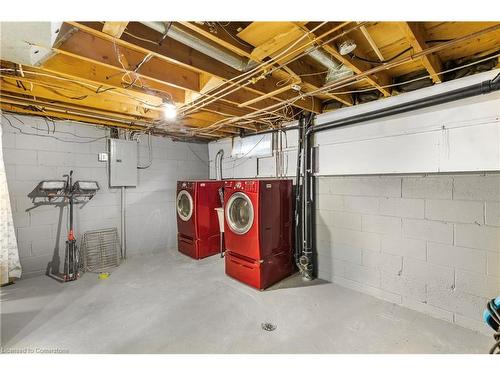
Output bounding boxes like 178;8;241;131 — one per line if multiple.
307;47;354;83
140;22;354;86
140;21;253;72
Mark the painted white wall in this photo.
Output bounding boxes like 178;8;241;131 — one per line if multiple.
1;114;209;278
209;69;500;177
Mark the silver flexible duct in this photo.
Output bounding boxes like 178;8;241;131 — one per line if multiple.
307;47;354;82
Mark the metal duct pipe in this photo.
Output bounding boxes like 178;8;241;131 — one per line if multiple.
140;21;252;72
307;47;354;82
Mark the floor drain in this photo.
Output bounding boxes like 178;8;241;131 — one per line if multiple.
261;322;277;331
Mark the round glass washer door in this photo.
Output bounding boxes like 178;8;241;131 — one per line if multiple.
225;192;254;235
176;190;193;221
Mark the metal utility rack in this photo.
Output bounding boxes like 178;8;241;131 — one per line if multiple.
29;170;99;282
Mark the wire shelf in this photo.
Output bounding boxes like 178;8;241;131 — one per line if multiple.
80;228;121;273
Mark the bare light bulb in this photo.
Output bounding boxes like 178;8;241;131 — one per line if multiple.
162;102;177;120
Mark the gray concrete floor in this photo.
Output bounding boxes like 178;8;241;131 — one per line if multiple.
0;250;492;354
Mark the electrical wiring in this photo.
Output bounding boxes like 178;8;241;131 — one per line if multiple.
112;38;143;89
123;30;160;45
61;21;353;121
351;46;414;65
5;23;496;142
321;51;500;95
121;53;154;90
216;22;253;48
18;21;354;121
179;21;364;118
1;113;108;143
8;113;107;140
184;21;357;110
193;26;500;135
0;68;167;109
122;24;335;118
179;21;333;115
191;79;357;135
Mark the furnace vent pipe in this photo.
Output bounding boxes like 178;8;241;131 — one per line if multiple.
307;47;354;82
140;21;253;72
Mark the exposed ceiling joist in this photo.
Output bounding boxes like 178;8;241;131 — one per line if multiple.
56;30;201;92
321;43;392;96
2;21;499;141
42;53;186;103
102;22;129;38
0;76;161;120
72;21;321;113
233;21;353;106
357;22;385;62
398;22;443;83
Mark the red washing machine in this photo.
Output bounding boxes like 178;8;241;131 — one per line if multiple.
223;179;294;290
176;180;224;259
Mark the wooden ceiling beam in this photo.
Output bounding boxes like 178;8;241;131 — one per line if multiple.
57;30;201;92
320;43;392;96
398;22;443;83
234;21;353;106
179;22;328;113
177;22;254;58
61;23;319;113
0;92;157;125
1;59;170;106
41;53;186;103
102;22;129;38
0;77;162;120
358;22;385;61
0;102;150;131
73;22;321;113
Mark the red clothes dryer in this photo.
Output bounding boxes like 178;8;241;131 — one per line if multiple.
223;179;294;289
176;180;223;259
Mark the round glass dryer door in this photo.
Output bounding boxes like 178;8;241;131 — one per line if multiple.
226;192;254;235
176;190;193;221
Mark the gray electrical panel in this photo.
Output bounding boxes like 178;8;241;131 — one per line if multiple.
109;139;137;187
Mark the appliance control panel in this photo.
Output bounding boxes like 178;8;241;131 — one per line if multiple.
224;180;257;192
178;181;195;190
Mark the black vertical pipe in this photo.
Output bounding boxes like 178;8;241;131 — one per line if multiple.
241;72;500;280
300;113;314;280
294;115;304;265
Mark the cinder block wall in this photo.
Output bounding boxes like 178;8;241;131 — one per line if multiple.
1;115;209;278
315;174;500;335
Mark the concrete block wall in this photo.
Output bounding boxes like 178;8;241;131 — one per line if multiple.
315;173;500;335
1;114;209;278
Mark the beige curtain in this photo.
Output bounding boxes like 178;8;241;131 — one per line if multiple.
0;121;21;284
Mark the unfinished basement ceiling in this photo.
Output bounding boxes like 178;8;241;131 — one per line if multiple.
0;21;499;140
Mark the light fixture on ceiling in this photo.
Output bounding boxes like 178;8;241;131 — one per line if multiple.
338;39;357;56
162;99;177;120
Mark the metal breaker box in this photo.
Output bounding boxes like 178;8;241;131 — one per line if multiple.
109;139;137;187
